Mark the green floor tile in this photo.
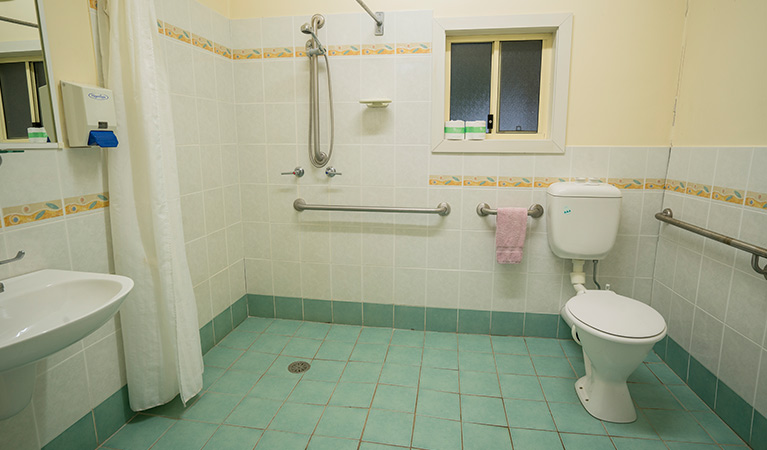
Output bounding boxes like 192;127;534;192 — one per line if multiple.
463;422;513;450
412;415;461;450
225;397;282;428
268;402;324;434
508;428;561;450
182;392;242;423
691;410;745;445
144;395;194;419
460;370;501;396
326;324;362;342
230;351;276;373
525;338;565;357
419;367;460;393
603;410;661;440
559;433;614;450
548;402;607;435
505;399;555;431
305;360;346;382
629;384;683;410
457;334;493;353
459;351;496;372
282;337;323;358
386;345;422;365
341;361;383;383
495;354;536;375
372;384;417;412
330;382;376;408
264;355;306;378
362;409;414;447
668;384;709;411
390;329;424;347
288;379;337;405
559;340;582;358
358;327;393;344
315;406;369;440
424;331;458;350
351;343;389;362
647;362;685;385
151;420;217;450
461;394;507;426
218;331;259;350
664;442;720;449
208;370;260;395
252;334;290;354
254;430;310;450
202;367;226;390
499;374;544;400
307;435;359;450
315;341;355;361
202;425;262;450
295;322;332;339
248;375;299;401
359;443;410;450
531;355;576;378
611;437;666;450
422;348;458;369
379;362;420;387
265;319;302;336
416;389;460;420
237;317;273;333
539;377;579;403
492;335;529;355
643;409;715;444
627;364;661;384
203;346;244;369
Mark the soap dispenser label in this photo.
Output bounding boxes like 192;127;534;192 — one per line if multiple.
563;207;572;214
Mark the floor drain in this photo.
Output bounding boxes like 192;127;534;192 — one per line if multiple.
288;361;311;374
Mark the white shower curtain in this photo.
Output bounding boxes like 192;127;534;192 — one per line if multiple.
97;0;203;410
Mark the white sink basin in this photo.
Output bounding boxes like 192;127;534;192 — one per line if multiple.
0;269;133;418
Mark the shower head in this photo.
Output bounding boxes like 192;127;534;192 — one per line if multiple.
300;23;313;34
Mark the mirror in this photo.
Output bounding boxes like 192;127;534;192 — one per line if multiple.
0;0;60;149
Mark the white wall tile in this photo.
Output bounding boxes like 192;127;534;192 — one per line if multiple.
84;333;127;409
33;353;91;446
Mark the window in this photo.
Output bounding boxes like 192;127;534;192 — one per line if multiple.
0;58;47;142
431;14;573;153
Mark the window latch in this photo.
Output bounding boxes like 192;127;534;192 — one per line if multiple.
487;114;494;132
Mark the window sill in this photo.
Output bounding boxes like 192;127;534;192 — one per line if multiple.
432;138;564;154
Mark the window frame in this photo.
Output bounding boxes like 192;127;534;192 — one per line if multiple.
445;33;553;140
0;58;45;142
431;13;573;154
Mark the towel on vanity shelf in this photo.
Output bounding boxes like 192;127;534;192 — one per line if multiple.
496;207;528;264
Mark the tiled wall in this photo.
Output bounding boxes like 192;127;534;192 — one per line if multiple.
0;150;125;448
227;11;669;324
155;0;247;329
651;146;767;440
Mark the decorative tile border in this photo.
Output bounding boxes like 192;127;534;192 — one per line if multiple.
463;176;496;187
645;178;665;190
499;177;533;188
157;20;429;61
64;193;110;215
685;182;712;199
429;175;462;186
533;177;568;188
608;178;644;189
3;200;63;227
745;191;767;209
711;186;744;205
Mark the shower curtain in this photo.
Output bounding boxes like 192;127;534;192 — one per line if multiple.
96;0;203;410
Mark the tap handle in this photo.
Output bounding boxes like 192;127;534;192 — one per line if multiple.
0;250;25;266
281;167;305;177
325;167;342;178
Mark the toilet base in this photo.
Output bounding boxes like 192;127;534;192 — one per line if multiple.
574;374;637;423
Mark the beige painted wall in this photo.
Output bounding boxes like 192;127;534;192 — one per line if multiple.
671;0;767;146
224;0;687;147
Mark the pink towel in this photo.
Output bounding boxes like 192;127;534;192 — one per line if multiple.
496;207;528;264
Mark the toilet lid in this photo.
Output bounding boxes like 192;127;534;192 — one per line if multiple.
566;291;666;338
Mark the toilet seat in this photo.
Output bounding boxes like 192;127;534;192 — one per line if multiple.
565;291;666;339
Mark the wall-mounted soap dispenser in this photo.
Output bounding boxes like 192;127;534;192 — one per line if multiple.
61;81;119;148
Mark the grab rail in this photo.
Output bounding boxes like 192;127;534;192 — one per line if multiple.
294;198;451;216
476;203;544;218
655;208;767;280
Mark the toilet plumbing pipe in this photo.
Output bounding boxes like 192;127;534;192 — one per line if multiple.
570;259;587;295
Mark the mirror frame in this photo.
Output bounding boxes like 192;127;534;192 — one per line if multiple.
0;0;63;151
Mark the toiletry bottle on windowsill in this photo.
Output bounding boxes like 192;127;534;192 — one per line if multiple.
27;122;48;143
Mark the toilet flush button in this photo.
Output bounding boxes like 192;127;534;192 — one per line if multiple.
575;177;586;183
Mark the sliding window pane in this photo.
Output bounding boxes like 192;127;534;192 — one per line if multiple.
0;62;33;139
449;42;492;122
498;40;542;133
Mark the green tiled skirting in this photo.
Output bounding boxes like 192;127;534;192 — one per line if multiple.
247;294;571;338
199;295;249;355
654;335;766;450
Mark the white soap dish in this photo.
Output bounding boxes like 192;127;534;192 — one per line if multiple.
359;98;392;108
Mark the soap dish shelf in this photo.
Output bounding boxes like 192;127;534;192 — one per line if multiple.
360;98;391;108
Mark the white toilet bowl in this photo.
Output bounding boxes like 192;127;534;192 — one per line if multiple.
561;290;666;423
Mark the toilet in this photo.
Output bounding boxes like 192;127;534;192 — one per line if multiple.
546;180;667;423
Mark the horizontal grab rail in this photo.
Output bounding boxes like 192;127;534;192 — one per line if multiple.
294;198;451;216
655;208;767;280
476;203;544;218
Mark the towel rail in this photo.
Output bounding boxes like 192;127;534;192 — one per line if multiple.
655;208;767;280
476;203;544;218
294;198;450;216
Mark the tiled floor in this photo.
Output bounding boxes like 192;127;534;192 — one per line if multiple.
99;318;750;450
